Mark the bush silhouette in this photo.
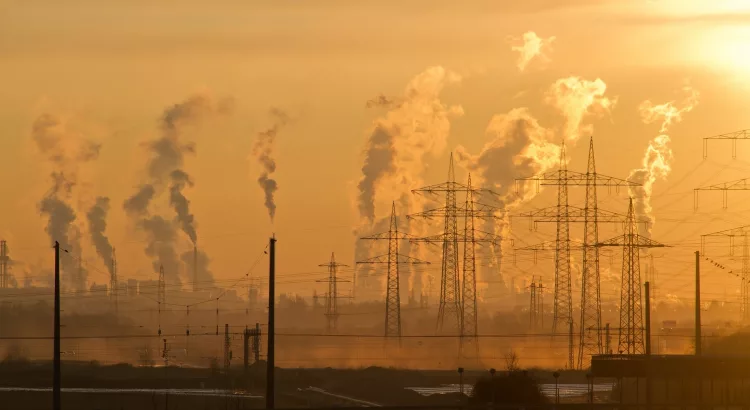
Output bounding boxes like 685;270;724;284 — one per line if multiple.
470;371;547;405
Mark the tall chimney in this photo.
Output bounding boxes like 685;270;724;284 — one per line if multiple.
193;244;198;292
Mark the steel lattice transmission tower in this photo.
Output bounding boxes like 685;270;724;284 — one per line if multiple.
702;128;750;159
0;240;9;289
580;137;602;369
358;202;429;339
317;253;349;333
410;176;500;345
462;174;478;345
410;157;499;336
111;247;118;315
434;154;460;334
598;198;666;354
516;137;640;369
695;129;750;208
700;225;750;324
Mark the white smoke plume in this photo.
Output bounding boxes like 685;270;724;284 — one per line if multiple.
355;67;462;299
457;76;616;287
545;77;617;143
252;108;290;222
87;196;114;274
33;113;100;292
629;86;699;235
124;94;231;285
357;66;463;224
510;31;555;72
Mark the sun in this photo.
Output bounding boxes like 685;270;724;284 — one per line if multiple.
694;26;750;72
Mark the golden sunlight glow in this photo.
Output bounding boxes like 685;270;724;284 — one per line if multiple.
699;27;750;71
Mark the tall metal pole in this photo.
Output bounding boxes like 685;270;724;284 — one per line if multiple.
645;281;651;355
53;241;61;410
695;250;701;356
266;235;276;410
645;281;652;410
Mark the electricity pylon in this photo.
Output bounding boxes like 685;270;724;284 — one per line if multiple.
694;178;750;209
516;137;640;369
702;128;750;159
695;129;750;208
317;253;349;333
701;225;750;324
597;198;666;354
410;157;499;337
358;202;429;340
410;173;501;346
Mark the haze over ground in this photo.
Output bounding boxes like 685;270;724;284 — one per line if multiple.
1;0;750;308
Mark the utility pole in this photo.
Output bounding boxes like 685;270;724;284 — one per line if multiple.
266;235;276;410
695;250;701;356
158;265;165;336
224;323;231;373
53;241;61;410
645;282;651;355
529;280;537;330
597;198;666;355
359;202;429;341
317;253;349;333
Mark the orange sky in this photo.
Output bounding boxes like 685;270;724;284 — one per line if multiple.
1;0;750;306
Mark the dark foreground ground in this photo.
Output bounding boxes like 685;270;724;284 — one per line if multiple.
0;360;592;410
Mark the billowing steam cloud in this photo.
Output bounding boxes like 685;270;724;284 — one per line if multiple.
33;113;100;292
546;77;617;143
458;76;616;207
629;86;699;234
457;76;616;289
357;66;463;224
354;67;462;300
252;108;290;222
511;31;555;72
87;196;114;273
124;94;230;285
